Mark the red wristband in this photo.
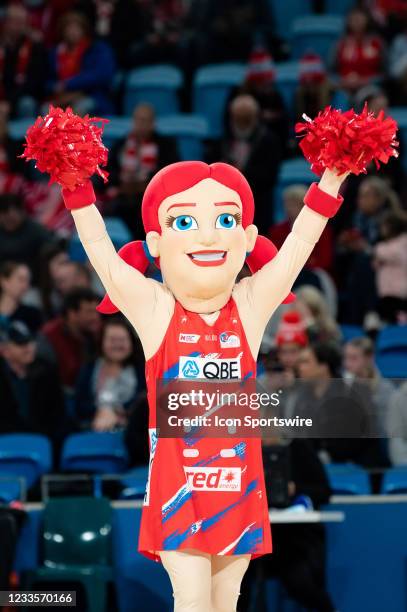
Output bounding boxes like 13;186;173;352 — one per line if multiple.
62;180;96;210
304;182;343;218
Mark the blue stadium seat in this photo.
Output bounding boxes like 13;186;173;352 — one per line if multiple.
388;107;407;172
123;65;183;116
324;0;356;15
377;326;407;353
0;477;23;503
102;116;132;148
8;118;33;141
376;352;407;379
119;466;149;500
69;216;132;262
340;325;365;343
381;467;407;494
156;114;209;160
291;15;344;59
274;61;300;116
0;434;52;489
272;159;315;223
267;0;313;39
324;463;371;495
61;432;129;474
193;63;246;138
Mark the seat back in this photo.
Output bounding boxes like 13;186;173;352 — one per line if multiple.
376;352;407;379
381;468;407;495
324;463;371;495
324;0;355;14
340;325;365;344
193;63;246;138
156;113;209;160
0;434;52;489
388;107;407;171
267;0;313;38
0;476;24;503
120;466;149;500
102;116;132;148
274;61;300;116
291;15;344;59
61;432;129;474
377;325;407;353
43;496;112;566
123;65;183;116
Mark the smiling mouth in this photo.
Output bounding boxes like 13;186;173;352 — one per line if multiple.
188;250;227;266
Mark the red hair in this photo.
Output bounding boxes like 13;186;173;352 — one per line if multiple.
98;161;294;313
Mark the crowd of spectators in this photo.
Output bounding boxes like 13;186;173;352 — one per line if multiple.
0;0;406;489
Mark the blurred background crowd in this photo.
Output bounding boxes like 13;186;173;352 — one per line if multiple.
0;0;406;484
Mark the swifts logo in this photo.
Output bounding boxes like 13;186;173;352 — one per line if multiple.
220;331;240;348
184;466;241;491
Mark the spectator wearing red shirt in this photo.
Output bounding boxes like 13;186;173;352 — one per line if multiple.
269;185;333;273
40;288;101;391
334;7;384;98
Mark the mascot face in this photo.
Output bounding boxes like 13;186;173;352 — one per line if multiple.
146;178;257;303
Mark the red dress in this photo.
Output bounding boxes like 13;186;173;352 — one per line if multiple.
138;297;272;561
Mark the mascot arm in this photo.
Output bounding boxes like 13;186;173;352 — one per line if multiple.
71;204;172;337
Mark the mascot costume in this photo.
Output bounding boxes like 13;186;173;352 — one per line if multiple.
23;104;397;611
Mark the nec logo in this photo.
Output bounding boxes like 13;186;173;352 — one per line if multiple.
179;333;200;343
184;467;241;491
179;356;241;379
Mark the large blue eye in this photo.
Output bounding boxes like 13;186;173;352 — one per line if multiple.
172;215;198;231
215;213;237;229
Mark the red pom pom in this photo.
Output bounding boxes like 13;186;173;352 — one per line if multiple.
295;104;399;176
21;105;109;191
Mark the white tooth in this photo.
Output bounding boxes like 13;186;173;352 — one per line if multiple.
191;252;224;261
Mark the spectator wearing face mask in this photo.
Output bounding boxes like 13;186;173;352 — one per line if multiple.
75;317;144;432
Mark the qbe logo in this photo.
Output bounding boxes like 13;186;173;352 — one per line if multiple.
220;331;240;348
179;356;241;380
184;466;241;491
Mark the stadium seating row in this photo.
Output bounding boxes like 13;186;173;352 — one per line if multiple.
267;0;355;38
1;433;407;503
